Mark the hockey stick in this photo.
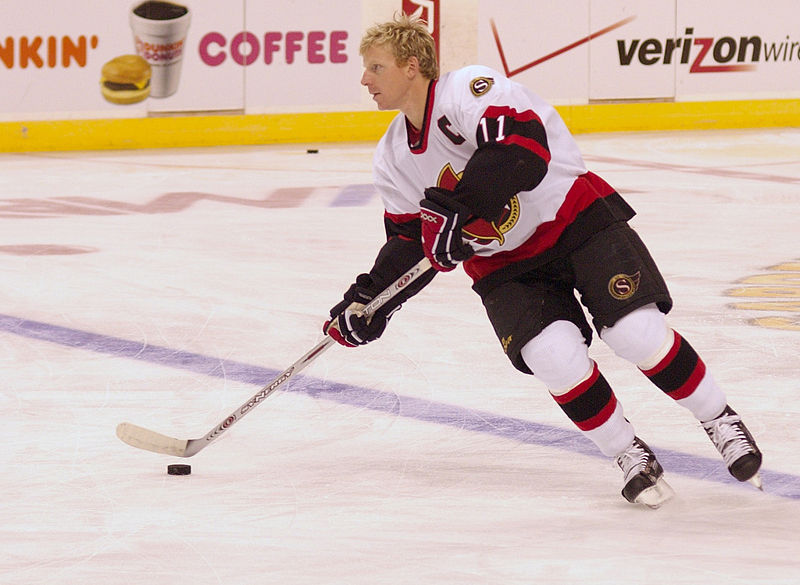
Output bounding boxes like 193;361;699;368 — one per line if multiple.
116;257;432;457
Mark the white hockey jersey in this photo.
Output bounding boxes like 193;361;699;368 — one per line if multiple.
373;65;628;285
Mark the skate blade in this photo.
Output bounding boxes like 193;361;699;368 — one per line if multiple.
634;477;675;509
747;472;763;491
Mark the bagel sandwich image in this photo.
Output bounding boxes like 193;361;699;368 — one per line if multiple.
100;55;151;104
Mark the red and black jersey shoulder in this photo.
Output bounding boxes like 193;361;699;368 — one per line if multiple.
452;103;550;222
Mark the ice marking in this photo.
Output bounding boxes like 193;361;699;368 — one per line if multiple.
1;313;796;498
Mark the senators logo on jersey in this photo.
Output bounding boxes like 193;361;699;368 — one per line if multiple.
470;76;494;97
436;162;520;245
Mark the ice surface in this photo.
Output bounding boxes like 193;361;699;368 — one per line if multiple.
1;128;799;584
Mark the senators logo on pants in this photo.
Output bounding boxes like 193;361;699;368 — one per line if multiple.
608;271;641;300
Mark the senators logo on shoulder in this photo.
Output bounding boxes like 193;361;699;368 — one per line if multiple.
470;76;494;96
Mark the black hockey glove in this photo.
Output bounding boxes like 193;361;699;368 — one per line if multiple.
324;273;400;347
419;187;475;272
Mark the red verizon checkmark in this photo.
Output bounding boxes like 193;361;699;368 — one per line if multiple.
491;16;636;77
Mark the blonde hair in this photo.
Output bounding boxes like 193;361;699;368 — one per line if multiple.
359;13;439;80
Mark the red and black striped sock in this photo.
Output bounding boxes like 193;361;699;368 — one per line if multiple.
551;362;618;431
640;330;706;401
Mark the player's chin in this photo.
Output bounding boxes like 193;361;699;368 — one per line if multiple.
372;94;388;109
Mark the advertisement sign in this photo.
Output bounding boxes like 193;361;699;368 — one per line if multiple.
478;0;800;103
675;0;800;99
136;0;244;113
588;0;676;100
241;1;361;113
0;0;361;118
478;0;591;103
3;0;799;123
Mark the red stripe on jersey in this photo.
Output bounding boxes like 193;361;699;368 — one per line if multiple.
484;105;540;123
462;171;615;282
384;210;420;224
502;134;551;164
483;105;551;163
409;80;438;154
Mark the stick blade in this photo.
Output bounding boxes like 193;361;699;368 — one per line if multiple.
116;422;190;457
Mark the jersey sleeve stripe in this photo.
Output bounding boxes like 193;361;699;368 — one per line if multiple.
501;134;552;164
484;104;541;123
480;105;551;163
384;210;420;224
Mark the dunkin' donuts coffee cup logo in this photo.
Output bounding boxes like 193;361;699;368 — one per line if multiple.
129;1;191;98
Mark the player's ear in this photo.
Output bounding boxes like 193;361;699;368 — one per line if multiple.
405;56;420;78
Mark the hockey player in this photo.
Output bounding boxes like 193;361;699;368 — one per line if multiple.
323;14;762;507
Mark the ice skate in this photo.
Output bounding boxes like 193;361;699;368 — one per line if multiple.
702;406;763;489
615;437;674;508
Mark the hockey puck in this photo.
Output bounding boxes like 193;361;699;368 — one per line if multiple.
306;148;319;153
167;464;191;476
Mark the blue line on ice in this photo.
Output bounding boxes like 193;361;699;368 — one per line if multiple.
2;313;796;499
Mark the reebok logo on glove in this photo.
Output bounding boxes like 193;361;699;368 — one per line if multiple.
420;187;475;271
419;210;438;223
